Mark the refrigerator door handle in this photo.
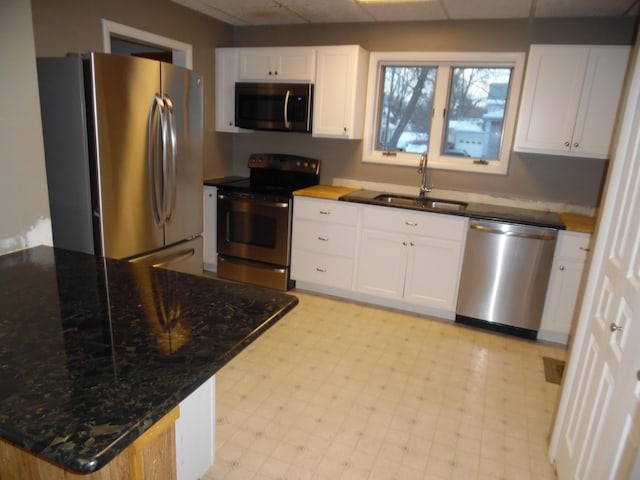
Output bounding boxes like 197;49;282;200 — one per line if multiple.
163;94;178;223
159;97;172;226
148;95;166;225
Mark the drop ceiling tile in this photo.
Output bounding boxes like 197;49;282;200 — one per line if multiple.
170;0;242;25
360;1;448;22
442;0;531;19
535;0;635;17
181;0;307;25
281;0;375;23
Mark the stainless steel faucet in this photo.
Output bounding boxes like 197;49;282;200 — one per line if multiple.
418;151;431;197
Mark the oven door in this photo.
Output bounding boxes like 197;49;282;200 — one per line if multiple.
217;191;292;266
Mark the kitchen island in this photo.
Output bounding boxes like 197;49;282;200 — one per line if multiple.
0;246;297;479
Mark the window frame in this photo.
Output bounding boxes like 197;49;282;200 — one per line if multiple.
362;51;525;175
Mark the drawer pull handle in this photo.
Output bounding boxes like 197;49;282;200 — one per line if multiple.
405;221;418;226
318;236;329;241
559;266;565;271
580;246;590;252
316;267;327;273
319;210;331;215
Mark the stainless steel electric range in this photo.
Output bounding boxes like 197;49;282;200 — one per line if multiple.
215;153;321;290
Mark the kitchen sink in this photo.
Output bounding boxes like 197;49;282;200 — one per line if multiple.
373;194;468;211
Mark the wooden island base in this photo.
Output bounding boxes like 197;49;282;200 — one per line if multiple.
0;407;179;480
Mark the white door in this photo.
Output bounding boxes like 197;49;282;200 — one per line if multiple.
551;42;640;479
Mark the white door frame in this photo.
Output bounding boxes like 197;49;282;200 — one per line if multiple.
100;19;192;70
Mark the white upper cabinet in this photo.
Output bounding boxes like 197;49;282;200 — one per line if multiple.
515;45;630;158
238;47;316;82
312;45;369;139
215;48;242;132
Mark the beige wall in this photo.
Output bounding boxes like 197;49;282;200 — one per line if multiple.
22;4;640;208
230;17;637;207
0;0;53;255
31;0;235;180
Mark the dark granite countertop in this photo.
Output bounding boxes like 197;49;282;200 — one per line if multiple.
0;246;297;474
339;190;565;230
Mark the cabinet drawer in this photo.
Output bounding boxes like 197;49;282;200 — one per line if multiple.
293;220;356;258
294;198;358;225
291;250;353;289
556;231;591;260
362;205;466;241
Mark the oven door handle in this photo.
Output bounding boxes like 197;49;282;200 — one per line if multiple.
218;194;290;209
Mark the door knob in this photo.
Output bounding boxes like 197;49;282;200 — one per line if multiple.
610;323;624;332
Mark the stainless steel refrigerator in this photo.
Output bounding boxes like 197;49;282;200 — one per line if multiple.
37;52;203;275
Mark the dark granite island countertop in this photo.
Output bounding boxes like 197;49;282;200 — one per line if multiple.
0;246;297;475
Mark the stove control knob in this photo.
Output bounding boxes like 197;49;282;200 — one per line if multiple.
296;161;301;166
303;162;309;167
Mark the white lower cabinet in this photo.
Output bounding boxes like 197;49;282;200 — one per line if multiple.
291;197;358;290
355;205;467;316
291;198;467;319
539;230;591;344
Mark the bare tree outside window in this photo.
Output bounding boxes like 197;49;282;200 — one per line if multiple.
377;66;437;154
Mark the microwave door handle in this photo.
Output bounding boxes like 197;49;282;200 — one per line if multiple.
284;89;291;129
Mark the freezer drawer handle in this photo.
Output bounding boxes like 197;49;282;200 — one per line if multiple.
149;247;195;269
470;223;556;241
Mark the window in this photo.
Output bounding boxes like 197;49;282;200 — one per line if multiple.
363;52;525;175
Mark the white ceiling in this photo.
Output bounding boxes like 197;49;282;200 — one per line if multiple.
171;0;639;26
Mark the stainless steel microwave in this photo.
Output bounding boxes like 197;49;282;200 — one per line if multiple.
235;82;313;133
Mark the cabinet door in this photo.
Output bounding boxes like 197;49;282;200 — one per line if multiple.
571;46;630;157
515;45;588;155
313;46;368;139
538;231;591;344
238;48;274;80
275;47;316;80
215;48;241;132
539;258;586;344
356;229;406;299
404;236;463;311
203;186;217;270
238;47;315;81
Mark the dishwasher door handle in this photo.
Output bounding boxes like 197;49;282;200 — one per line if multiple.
470;223;557;241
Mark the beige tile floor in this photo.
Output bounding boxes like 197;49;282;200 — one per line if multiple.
203;291;565;480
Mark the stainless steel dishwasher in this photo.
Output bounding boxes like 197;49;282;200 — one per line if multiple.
455;219;558;339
